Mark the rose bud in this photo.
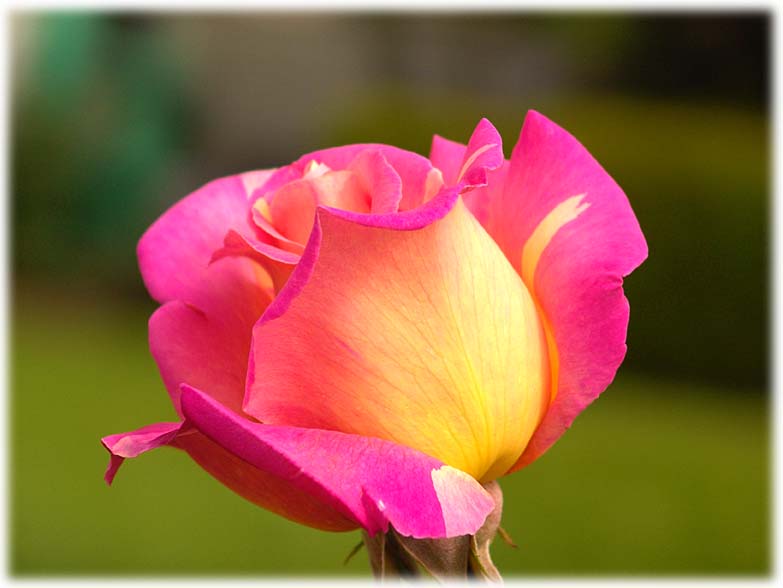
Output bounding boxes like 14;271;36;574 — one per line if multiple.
103;112;646;554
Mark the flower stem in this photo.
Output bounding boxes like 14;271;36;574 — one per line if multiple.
361;481;505;582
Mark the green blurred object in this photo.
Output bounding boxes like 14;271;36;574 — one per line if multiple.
13;14;190;291
11;295;768;575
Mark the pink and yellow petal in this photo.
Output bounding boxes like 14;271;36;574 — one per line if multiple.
251;202;305;254
212;229;299;294
268;171;373;244
180;385;494;538
266;179;321;245
249;164;305;203
245;188;551;482
295;144;439;211
310;170;371;213
346;149;403;214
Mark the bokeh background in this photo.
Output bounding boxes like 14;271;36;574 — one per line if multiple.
10;11;769;576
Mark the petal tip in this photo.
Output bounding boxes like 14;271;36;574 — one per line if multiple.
432;466;494;538
103;453;124;486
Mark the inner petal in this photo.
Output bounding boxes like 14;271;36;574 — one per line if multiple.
245;198;551;482
265;169;372;247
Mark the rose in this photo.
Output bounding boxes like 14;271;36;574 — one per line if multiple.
102;112;647;543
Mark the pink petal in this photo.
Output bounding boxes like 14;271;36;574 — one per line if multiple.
458;118;504;190
462;162;509;229
429;118;503;190
149;265;272;415
429;120;506;225
101;422;181;484
181;385;494;538
147;252;273;415
139;173;275;414
494;111;648;471
249;164;304;203
241;169;277;196
138;172;269;307
175;424;357;532
429;134;466;186
101;422;357;532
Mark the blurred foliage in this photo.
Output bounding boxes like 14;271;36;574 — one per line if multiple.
11;294;768;575
13;14;191;292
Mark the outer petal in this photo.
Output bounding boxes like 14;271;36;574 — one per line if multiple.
140;172;275;414
429;134;465;186
429;119;506;224
456;118;504;190
241;169;277;196
245;188;551;482
101;422;180;484
101;421;357;532
174;424;355;532
181;385;494;538
248;164;305;203
149;267;272;414
463;162;509;229
138;171;271;306
491;111;648;471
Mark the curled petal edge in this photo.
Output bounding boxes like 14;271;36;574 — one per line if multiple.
251;183;461;328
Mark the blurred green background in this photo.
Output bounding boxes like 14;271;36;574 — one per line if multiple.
10;12;769;576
